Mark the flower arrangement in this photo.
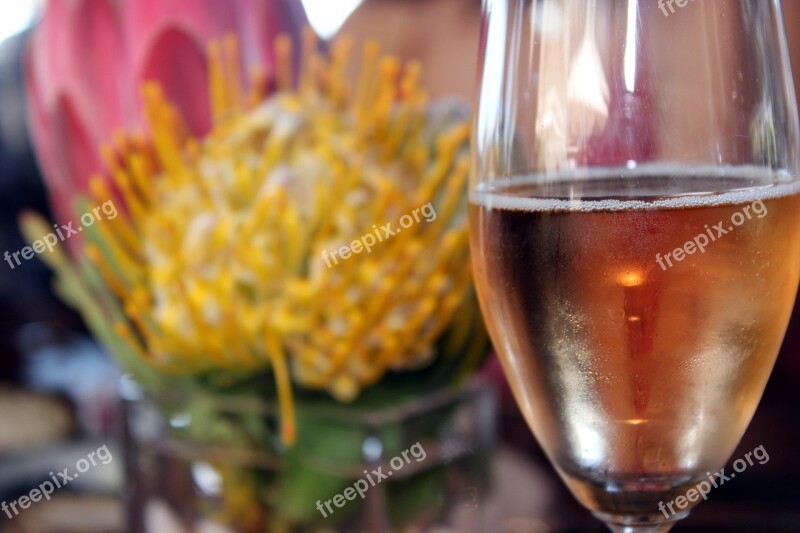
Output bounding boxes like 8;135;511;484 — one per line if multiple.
23;6;488;528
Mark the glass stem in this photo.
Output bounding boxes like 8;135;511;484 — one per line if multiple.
595;510;690;533
605;525;673;533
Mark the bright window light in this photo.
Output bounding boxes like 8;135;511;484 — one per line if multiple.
300;0;364;40
0;0;41;44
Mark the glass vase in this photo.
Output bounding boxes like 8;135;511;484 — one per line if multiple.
121;377;496;532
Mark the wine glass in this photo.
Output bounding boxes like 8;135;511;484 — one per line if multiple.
469;0;800;531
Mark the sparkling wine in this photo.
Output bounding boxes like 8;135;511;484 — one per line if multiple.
469;169;800;516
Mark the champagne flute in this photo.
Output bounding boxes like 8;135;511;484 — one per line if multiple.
469;0;800;531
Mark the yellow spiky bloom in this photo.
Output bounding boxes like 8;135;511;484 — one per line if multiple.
38;31;480;444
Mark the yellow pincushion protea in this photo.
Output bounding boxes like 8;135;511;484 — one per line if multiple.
23;31;482;444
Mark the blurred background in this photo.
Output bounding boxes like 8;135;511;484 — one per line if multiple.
0;0;799;531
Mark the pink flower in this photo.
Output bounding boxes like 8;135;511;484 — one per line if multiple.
26;0;305;225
